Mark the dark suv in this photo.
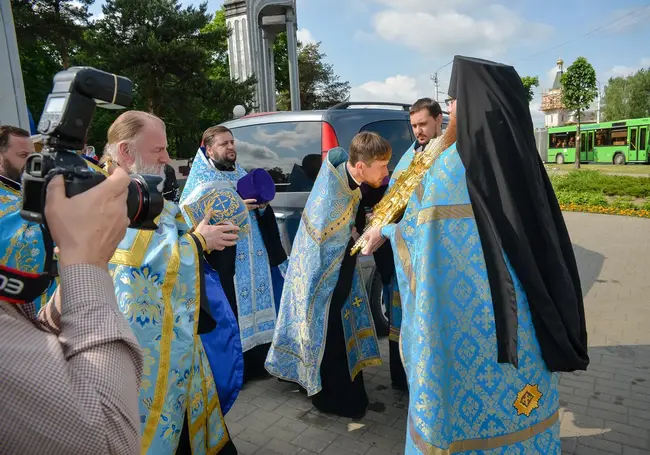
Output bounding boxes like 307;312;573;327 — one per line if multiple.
207;102;448;335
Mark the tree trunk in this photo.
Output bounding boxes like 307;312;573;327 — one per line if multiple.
575;112;581;169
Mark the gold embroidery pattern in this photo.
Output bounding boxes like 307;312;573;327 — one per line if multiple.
301;200;357;244
140;241;180;453
514;384;542;417
111;230;154;267
389;291;401;342
414;183;424;202
409;410;559;454
0;181;19;196
182;189;250;234
417;204;474;226
394;225;416;295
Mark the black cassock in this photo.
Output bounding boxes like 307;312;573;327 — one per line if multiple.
360;179;408;391
204;204;288;384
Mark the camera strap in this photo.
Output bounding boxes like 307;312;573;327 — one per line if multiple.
0;227;57;305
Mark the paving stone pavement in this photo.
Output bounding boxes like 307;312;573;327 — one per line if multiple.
225;212;650;455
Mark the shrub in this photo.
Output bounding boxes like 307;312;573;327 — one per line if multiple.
551;170;650;198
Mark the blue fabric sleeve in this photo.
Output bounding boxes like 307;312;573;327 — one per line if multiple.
199;262;244;415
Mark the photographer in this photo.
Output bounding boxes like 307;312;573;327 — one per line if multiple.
102;110;240;455
0;168;144;454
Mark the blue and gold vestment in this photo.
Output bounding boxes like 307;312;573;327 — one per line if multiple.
0;176;56;310
382;143;561;454
109;201;232;455
180;148;286;353
384;141;416;342
265;148;382;395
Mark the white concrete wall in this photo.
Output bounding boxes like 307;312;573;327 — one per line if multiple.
0;0;29;129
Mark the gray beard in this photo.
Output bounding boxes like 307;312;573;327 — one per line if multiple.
129;160;166;193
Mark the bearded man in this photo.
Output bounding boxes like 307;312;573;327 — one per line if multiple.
102;111;242;455
0;125;56;309
180;125;288;383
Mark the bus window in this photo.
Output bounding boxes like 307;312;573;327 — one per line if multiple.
595;130;610;146
640;128;647;151
549;133;563;148
611;128;627;146
567;132;576;147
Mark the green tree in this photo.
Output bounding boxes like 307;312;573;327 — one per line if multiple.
521;76;539;103
273;33;350;110
12;0;95;118
603;69;650;121
78;1;255;157
561;57;598;169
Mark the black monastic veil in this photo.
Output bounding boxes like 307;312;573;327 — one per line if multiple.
448;55;589;372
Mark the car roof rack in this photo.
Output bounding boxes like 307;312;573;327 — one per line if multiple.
328;101;411;111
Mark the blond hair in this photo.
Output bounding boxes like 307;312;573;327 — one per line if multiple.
102;111;165;164
349;131;392;165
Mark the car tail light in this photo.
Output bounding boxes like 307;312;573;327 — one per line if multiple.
321;121;339;160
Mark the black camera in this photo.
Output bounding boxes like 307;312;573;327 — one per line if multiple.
20;67;163;230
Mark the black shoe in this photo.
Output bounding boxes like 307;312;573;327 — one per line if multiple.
391;382;408;392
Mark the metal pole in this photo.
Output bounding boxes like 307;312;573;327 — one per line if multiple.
430;72;439;101
285;10;301;111
596;80;601;123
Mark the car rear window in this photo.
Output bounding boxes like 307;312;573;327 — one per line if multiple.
359;119;415;171
231;121;322;192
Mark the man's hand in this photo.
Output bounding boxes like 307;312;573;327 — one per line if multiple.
45;167;131;270
243;199;260;211
195;212;240;251
360;226;386;256
351;227;360;242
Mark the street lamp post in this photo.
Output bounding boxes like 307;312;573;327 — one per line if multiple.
430;73;439;101
596;80;602;123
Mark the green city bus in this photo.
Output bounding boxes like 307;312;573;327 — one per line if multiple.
544;117;650;165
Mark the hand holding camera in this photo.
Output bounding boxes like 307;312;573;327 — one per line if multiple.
45;168;131;269
21;67;163;232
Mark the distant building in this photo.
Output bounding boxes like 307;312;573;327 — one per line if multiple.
540;58;597;127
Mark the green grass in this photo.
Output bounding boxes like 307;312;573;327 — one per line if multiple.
548;170;650;198
547;164;650;175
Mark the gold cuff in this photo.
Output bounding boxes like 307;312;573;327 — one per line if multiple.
192;231;208;252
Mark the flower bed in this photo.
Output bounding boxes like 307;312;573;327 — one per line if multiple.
559;203;650;218
550;171;650;219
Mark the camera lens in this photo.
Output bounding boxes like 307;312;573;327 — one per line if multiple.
127;174;164;230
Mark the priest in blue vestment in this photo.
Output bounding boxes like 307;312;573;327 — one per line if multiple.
180;125;288;384
102;111;240;455
361;56;588;454
266;132;391;419
370;97;445;391
0;126;56;310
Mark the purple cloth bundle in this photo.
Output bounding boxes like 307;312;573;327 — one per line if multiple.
236;168;276;203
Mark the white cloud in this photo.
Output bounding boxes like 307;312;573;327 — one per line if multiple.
351;73;546;128
350;74;436;104
297;28;316;45
361;3;552;58
603;57;650;80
